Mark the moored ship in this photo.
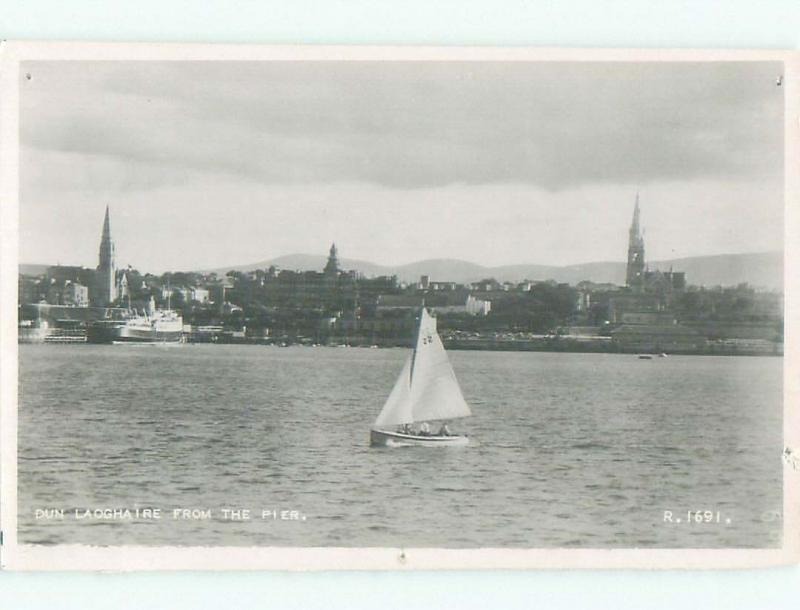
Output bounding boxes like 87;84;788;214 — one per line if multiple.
87;297;183;344
114;309;183;343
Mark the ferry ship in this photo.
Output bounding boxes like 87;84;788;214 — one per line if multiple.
87;297;183;344
114;309;183;343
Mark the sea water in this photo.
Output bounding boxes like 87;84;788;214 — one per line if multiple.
17;344;782;548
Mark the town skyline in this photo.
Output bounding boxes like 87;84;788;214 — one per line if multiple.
20;192;784;275
20;229;783;281
20;203;783;292
19;199;784;355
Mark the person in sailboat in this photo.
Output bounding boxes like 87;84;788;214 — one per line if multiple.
419;422;430;436
438;423;451;436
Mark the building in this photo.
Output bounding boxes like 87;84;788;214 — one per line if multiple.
470;278;503;293
417;275;458;291
465;294;492;316
575;290;591;313
190;287;209;303
376;292;491;316
93;206;117;306
26;265;96;307
62;282;90;307
625;196;686;296
615;195;687;325
642;268;686;293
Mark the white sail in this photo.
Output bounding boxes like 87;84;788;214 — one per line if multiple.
373;355;414;427
408;308;471;423
373;307;471;429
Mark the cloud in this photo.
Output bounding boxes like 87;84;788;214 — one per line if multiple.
21;60;784;191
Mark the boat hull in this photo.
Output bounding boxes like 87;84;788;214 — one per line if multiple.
87;317;183;344
370;428;469;447
86;322;125;344
114;326;183;343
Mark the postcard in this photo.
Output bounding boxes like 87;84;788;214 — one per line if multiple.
0;42;797;570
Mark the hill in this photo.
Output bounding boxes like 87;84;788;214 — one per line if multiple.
204;251;783;291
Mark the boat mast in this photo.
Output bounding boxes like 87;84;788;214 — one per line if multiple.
409;301;426;386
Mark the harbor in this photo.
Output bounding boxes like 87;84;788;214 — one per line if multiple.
18;206;783;357
17;321;783;357
17;341;783;548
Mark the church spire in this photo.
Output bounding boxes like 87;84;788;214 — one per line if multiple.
625;194;645;290
95;205;117;305
101;205;111;242
630;192;640;237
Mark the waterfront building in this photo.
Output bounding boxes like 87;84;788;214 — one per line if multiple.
93;206;117;306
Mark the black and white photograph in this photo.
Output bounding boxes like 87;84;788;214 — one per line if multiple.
0;44;797;570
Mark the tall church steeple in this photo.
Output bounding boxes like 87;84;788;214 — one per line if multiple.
324;242;340;276
625;193;645;290
95;205;117;305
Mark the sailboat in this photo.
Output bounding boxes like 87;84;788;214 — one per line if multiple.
370;306;472;447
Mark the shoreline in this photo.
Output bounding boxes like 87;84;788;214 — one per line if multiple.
19;335;784;357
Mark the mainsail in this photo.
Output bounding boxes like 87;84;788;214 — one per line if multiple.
373;307;471;428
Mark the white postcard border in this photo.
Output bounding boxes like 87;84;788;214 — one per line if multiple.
1;41;797;571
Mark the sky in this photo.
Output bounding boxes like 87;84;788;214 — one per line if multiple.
19;59;785;273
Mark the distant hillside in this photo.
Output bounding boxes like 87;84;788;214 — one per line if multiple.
205;251;783;291
649;252;783;291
